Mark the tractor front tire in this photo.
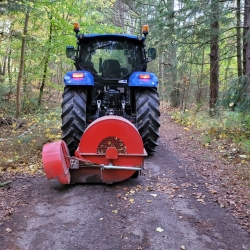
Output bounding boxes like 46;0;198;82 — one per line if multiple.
136;88;160;155
61;86;87;155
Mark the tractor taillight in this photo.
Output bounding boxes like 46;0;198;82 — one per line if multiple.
72;72;84;78
139;74;150;79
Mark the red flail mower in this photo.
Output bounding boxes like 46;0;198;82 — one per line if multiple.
42;116;147;184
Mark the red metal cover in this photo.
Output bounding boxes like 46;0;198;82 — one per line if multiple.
78;116;144;155
76;116;145;183
42;141;71;184
105;147;118;159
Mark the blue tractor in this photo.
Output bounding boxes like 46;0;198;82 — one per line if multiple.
62;23;160;156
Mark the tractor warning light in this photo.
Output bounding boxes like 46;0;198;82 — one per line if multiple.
72;72;84;78
74;22;80;33
142;25;149;36
139;74;150;79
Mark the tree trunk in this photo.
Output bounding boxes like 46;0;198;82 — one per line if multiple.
38;15;53;106
15;10;29;118
1;55;7;76
159;55;163;102
244;0;250;94
196;48;205;104
209;0;219;114
0;50;7;84
168;0;179;107
7;47;12;86
8;27;13;87
38;55;49;106
237;0;243;78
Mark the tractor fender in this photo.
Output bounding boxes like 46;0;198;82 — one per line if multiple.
64;70;94;86
128;72;158;87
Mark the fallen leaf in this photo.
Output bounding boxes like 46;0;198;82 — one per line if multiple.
0;181;12;187
150;194;157;198
129;198;135;203
146;186;155;191
147;200;152;203
180;245;186;250
156;227;164;232
112;210;118;214
209;189;217;194
197;198;205;203
6;228;12;233
129;189;135;194
239;155;247;159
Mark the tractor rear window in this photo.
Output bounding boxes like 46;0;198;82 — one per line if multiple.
79;39;144;79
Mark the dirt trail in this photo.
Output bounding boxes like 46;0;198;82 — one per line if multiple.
0;142;249;250
1;114;250;250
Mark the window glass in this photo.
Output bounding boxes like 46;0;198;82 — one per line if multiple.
79;39;143;79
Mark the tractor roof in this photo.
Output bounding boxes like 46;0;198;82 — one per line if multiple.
77;34;145;41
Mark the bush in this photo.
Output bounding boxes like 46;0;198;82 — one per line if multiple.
220;76;250;112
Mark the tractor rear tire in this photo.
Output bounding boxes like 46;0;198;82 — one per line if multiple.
61;86;87;155
135;88;160;155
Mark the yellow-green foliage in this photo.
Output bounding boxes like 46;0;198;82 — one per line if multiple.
170;109;250;154
0;107;62;174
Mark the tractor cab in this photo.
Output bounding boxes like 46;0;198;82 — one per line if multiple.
78;37;145;80
66;23;156;82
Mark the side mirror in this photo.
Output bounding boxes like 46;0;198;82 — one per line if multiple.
66;46;75;59
148;48;156;61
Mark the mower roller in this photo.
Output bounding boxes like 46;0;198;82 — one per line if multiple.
42;116;147;184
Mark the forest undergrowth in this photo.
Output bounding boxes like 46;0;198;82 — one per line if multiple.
170;106;250;156
0;104;62;179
